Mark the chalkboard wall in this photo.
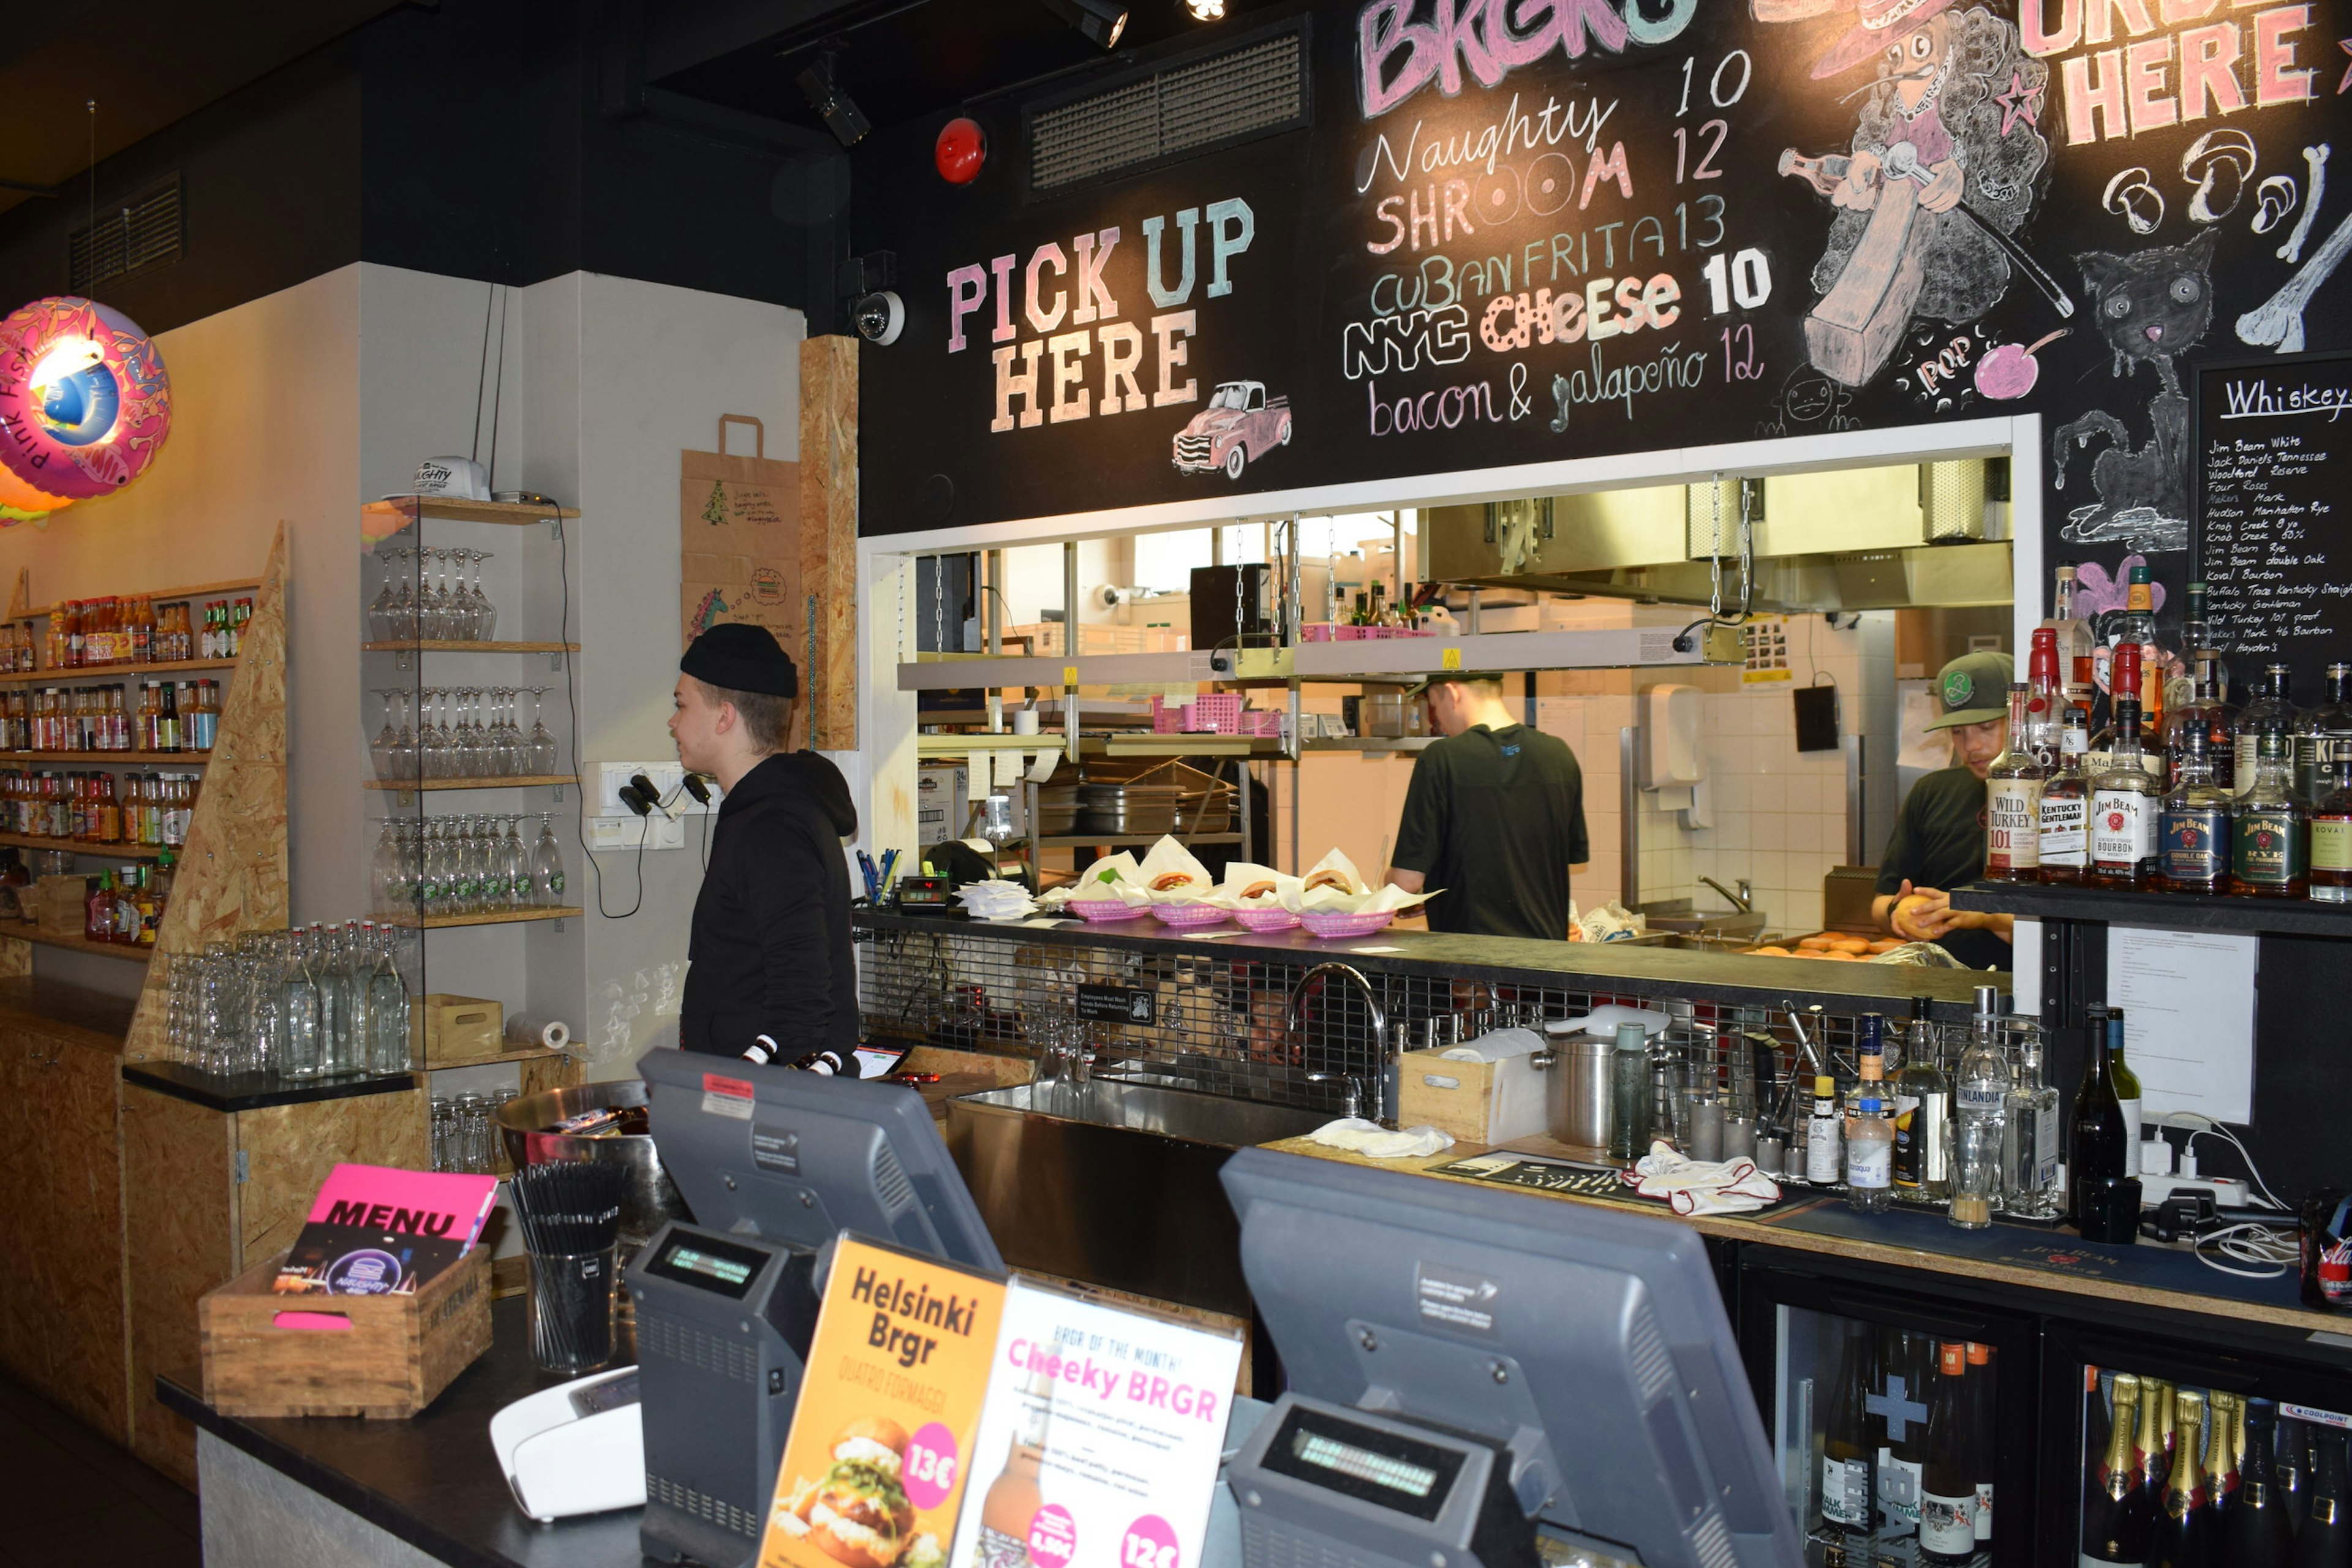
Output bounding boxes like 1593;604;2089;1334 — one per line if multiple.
854;0;2352;641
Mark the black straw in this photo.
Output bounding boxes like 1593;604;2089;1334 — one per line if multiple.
510;1160;625;1256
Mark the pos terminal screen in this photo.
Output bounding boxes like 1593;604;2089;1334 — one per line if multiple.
1261;1406;1467;1522
643;1229;769;1299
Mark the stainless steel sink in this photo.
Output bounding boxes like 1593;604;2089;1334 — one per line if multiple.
945;1080;1327;1317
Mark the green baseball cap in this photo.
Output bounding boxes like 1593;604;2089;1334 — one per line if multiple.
1924;650;2014;730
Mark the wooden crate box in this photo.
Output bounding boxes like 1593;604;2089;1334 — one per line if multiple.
199;1246;489;1419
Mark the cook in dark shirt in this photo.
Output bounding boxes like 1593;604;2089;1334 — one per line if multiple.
1385;673;1588;940
1873;650;2016;971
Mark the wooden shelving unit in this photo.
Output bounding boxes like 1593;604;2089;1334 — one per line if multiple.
14;924;153;963
12;577;264;622
0;658;239;688
364;496;579;528
361;775;576;792
362;639;580;654
379;905;582;930
0;750;211;766
0;831;170;860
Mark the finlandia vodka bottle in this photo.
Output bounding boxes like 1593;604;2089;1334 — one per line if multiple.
1947;987;2007;1229
2000;1027;2061;1220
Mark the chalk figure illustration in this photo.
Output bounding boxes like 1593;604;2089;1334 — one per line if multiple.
2052;230;2219;556
2241;145;2352;355
1777;1;2055;387
1172;380;1292;482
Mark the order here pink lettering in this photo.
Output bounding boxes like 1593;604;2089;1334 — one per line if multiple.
1005;1338;1222;1422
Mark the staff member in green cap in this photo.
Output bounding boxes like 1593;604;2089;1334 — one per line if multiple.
669;623;860;1063
1872;649;2016;970
1385;671;1588;938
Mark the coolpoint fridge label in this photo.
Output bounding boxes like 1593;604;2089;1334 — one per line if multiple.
948;1278;1243;1568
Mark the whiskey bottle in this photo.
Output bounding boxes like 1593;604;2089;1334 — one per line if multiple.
2160;726;2233;894
2232;731;2310;898
2311;745;2352;903
2041;703;2093;884
1986;682;2044;881
2089;688;2162;888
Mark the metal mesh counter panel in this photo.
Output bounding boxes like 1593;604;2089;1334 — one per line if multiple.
856;913;1905;1117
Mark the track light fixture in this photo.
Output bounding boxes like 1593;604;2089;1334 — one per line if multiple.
795;52;872;147
1038;0;1129;48
1183;0;1227;18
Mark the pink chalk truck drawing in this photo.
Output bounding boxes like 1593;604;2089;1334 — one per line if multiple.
1172;380;1291;481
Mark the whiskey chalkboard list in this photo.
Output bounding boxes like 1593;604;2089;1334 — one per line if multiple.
2193;349;2352;703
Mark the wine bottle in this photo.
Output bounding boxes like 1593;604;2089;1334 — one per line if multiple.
2109;1009;2144;1177
2226;1400;2295;1568
2070;1005;2133;1241
1966;1341;1996;1545
2281;1415;2315;1534
2299;1430;2352;1568
2147;1388;2207;1568
1821;1319;1877;1537
1920;1341;1978;1563
1880;1330;1933;1539
2082;1371;2152;1565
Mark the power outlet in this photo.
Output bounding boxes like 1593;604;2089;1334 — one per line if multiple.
588;814;686;852
595;761;712;816
2139;1173;2252;1210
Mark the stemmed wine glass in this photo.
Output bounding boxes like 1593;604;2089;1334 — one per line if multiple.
525;688;559;777
417;688;450;780
464;551;497;642
368;556;399;643
370;689;420;782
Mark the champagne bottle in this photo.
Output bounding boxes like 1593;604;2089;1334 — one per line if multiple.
2299;1430;2352;1568
2295;1438;2352;1568
2082;1371;2152;1565
2282;1416;2315;1534
2227;1401;2297;1568
2141;1379;2176;1500
1920;1341;1977;1563
2204;1393;2238;1551
2147;1389;2206;1568
1821;1319;1877;1537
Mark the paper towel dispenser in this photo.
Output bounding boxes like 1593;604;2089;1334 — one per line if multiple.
1638;684;1704;789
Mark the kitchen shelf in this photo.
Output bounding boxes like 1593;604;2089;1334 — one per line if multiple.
1304;736;1437;753
1950;880;2352;939
361;775;578;792
362;640;581;654
896;625;1741;693
0;832;169;860
0;658;239;688
1033;832;1241;850
0;751;211;766
379;906;583;930
3;925;153;963
365;496;578;527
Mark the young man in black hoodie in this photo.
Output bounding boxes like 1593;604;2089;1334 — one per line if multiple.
669;624;859;1063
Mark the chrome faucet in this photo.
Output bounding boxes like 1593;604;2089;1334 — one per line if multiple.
1286;963;1393;1126
1698;875;1754;913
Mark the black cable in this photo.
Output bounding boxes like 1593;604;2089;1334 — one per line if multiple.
557;521;643;919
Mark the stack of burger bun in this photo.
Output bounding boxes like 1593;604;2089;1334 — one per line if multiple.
772;1418;944;1568
1747;932;1905;960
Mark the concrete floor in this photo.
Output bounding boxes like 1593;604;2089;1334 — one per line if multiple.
0;1373;198;1568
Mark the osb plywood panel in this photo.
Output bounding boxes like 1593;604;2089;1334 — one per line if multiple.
38;1042;129;1441
800;335;857;751
0;1030;48;1400
124;1084;236;1486
519;1052;584;1098
0;937;31;977
124;524;288;1065
235;1084;429;1270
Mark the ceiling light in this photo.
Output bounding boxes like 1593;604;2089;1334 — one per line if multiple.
1183;0;1226;17
795;53;872;147
1039;0;1129;48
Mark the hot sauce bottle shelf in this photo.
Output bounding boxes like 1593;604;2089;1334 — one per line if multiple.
0;593;251;673
1981;563;2352;910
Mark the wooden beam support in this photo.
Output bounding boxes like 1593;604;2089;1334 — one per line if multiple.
801;334;859;751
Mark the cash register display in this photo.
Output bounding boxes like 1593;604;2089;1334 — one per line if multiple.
1261;1406;1466;1523
642;1229;768;1299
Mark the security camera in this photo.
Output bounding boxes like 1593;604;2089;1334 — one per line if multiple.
852;290;905;345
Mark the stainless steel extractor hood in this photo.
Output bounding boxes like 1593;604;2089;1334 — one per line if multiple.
1425;461;2010;611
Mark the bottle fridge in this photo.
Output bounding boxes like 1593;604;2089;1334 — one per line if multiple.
1740;1246;2040;1566
1738;1242;2352;1566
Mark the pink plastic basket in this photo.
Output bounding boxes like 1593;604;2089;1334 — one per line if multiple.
1182;693;1244;733
1152;902;1234;929
1234;906;1301;932
1067;898;1151;922
1300;910;1396;940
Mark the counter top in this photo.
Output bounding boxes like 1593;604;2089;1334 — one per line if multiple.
1262;1136;2348;1340
159;1297;644;1568
859;911;2007;1018
0;974;136;1053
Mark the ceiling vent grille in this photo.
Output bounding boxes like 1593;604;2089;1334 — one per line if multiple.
69;176;183;295
1028;25;1308;196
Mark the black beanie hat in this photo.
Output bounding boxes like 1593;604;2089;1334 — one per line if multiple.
681;622;799;698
